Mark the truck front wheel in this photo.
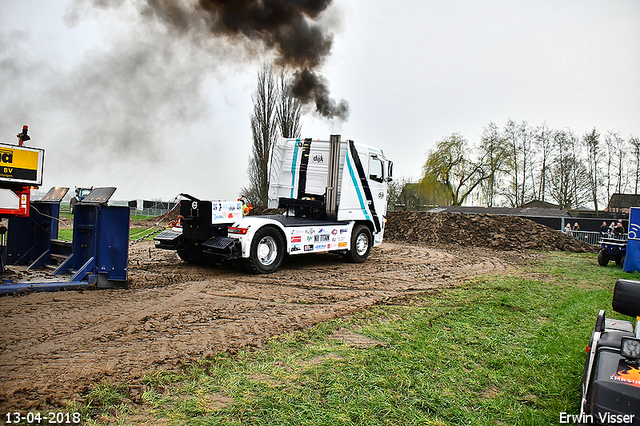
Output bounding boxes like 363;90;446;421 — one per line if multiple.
345;225;372;263
244;226;285;274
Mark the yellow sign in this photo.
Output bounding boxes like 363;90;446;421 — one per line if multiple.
0;142;44;186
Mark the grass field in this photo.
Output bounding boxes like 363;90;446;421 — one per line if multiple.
57;227;157;242
71;251;640;426
56;214;159;242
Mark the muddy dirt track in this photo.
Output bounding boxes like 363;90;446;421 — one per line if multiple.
0;240;524;411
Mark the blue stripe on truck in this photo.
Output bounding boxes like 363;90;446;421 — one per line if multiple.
290;139;301;198
346;148;371;223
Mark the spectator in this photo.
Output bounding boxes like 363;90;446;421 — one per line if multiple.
238;195;253;216
573;222;580;231
564;223;572;233
609;221;616;235
600;221;609;237
614;220;625;238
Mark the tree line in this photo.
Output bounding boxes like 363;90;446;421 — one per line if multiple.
392;120;639;212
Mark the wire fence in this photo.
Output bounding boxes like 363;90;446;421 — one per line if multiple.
130;208;173;218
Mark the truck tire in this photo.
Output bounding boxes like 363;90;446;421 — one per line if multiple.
345;225;372;263
177;245;204;264
597;250;609;267
616;254;626;267
244;226;285;274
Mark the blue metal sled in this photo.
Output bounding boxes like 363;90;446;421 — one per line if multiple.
1;187;129;295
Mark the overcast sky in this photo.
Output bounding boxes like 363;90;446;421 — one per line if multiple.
1;0;639;202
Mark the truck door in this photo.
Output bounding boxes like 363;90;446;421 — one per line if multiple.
368;152;388;242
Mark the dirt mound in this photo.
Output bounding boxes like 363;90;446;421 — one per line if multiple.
385;211;596;253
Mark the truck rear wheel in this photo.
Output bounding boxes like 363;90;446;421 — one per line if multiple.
244;226;285;274
616;254;626;267
597;250;609;267
177;245;204;264
345;225;372;263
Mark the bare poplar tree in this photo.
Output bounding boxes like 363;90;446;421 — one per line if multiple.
276;71;302;138
243;67;304;205
519;121;534;205
603;131;626;213
614;134;628;196
478;121;508;206
549;129;589;209
549;130;575;209
604;132;616;211
503;119;520;207
583;128;601;213
502;119;533;207
533;122;554;203
630;135;640;194
245;64;278;206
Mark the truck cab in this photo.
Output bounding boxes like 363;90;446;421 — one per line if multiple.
155;135;393;274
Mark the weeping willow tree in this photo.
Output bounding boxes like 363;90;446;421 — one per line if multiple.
421;133;489;206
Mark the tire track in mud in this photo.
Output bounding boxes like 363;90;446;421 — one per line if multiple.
0;242;513;410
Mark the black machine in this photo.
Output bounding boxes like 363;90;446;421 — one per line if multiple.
580;279;640;425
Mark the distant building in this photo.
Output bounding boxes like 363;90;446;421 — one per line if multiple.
608;193;640;217
522;200;560;210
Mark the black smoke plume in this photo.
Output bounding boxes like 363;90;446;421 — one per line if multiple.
292;68;348;120
140;0;349;120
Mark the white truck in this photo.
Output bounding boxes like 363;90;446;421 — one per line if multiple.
155;135;393;273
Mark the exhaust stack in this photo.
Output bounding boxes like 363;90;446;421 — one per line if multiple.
326;134;341;220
